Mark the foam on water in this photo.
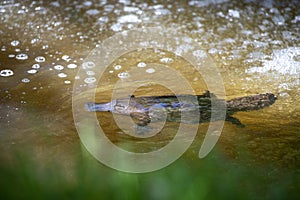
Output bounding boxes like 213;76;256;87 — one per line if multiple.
83;1;93;7
86;9;100;15
228;9;240;18
118;14;141;23
193;50;207;58
188;0;229;7
124;6;140;13
98;16;109;23
111;23;122;32
154;9;171;16
246;47;300;75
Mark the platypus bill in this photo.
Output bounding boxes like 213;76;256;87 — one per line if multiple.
85;91;277;127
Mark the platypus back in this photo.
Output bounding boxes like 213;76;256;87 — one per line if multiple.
226;93;277;112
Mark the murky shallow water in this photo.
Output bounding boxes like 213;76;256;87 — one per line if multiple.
0;0;300;173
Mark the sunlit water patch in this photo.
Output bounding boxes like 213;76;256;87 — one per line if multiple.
245;47;300;91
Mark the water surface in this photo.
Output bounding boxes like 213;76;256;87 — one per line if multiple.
0;0;299;176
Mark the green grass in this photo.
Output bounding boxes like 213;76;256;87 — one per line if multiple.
0;148;299;200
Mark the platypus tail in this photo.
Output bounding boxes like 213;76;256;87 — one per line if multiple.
226;93;277;112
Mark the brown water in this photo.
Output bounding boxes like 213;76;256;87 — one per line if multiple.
0;0;300;170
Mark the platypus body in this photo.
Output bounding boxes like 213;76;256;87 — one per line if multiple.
85;91;277;127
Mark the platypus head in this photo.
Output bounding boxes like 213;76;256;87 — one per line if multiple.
266;93;277;105
85;101;116;112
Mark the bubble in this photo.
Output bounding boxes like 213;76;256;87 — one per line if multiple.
193;50;207;58
118;14;141;23
109;70;114;73
111;23;122;32
154;9;171;16
51;1;60;7
137;62;147;68
228;9;240;18
21;78;30;83
16;53;28;60
146;68;155;74
11;40;19;46
104;4;114;12
31;38;40;44
62;55;71;62
118;72;130;79
64;80;71;84
42;45;49;49
86;70;95;76
98;16;109;23
83;1;93;6
208;48;218;54
27;69;38;74
86;9;100;15
279;92;289;98
0;69;14;77
82;61;95;69
35;56;45;62
32;64;41;69
8;54;15;58
114;65;122;70
124;6;140;13
292;15;300;23
67;63;77;69
84;77;97;84
160;57;174;64
58;73;67;78
54;65;64;70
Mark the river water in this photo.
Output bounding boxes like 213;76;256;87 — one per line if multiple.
0;0;299;176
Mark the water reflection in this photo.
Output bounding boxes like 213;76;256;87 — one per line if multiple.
0;0;299;172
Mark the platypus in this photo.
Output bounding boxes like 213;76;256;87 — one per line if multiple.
85;91;277;127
